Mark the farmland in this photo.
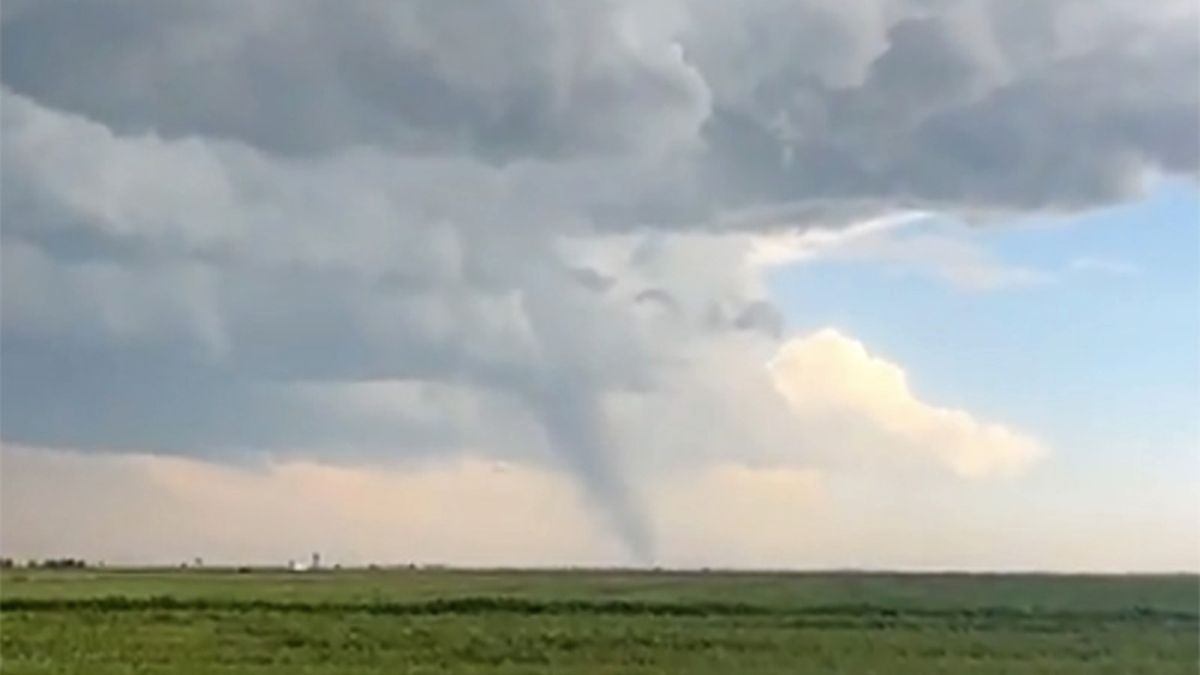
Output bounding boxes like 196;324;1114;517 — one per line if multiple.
1;568;1196;673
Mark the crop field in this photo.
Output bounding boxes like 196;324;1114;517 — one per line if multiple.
0;568;1196;674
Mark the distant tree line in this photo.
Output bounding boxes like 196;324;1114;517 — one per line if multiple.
1;557;89;569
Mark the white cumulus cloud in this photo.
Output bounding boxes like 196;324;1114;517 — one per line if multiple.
770;329;1046;477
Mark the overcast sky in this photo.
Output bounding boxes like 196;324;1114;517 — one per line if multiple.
2;0;1197;571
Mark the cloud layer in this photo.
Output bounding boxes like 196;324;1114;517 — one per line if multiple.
2;0;1196;560
5;443;1194;572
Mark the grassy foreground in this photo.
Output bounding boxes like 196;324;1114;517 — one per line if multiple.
1;568;1196;673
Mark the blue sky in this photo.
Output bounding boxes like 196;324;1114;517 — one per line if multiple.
767;180;1199;503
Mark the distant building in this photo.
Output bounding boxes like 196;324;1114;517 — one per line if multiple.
289;555;323;573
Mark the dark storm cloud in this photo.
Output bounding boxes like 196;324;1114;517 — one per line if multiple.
2;0;1197;559
686;1;1199;216
4;1;1195;223
0;1;710;160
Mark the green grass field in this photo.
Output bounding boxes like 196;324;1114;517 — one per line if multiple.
1;568;1196;673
